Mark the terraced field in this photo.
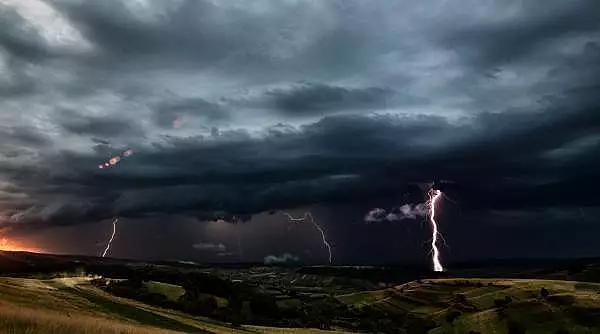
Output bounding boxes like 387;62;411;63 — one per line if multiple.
337;278;600;333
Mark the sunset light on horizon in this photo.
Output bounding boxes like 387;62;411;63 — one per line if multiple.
0;237;45;254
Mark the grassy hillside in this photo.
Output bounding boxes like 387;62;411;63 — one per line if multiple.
3;251;600;333
0;276;348;334
144;281;187;302
337;278;600;333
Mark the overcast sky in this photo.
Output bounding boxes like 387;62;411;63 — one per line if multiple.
0;0;599;265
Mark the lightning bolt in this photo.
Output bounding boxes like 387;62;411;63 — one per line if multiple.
101;217;118;258
427;189;444;272
283;212;333;264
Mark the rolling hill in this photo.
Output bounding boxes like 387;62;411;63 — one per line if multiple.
2;251;600;333
0;275;348;334
337;278;600;333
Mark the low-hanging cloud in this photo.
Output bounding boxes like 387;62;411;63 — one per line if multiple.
364;203;428;223
192;242;227;253
264;253;300;265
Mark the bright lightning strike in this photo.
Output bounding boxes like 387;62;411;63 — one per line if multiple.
427;189;444;272
101;217;118;258
283;212;333;264
364;185;450;272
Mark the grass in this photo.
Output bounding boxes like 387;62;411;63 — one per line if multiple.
337;278;600;334
0;276;351;334
144;281;186;302
141;280;228;307
0;300;181;334
67;286;207;333
11;273;599;333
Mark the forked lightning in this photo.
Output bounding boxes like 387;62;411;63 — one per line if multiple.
283;212;333;264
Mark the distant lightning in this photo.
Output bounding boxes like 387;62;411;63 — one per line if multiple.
101;217;118;258
427;189;444;272
283;212;333;264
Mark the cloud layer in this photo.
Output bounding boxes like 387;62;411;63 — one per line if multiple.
0;0;598;246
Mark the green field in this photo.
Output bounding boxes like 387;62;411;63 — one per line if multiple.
337;278;600;333
0;276;349;334
144;281;187;302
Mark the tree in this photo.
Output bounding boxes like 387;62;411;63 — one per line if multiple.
446;309;462;324
494;298;510;308
240;301;253;322
455;293;467;303
200;296;218;314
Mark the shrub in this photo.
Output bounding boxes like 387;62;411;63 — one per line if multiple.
565;306;600;327
445;309;462;323
493;298;510;308
547;294;575;305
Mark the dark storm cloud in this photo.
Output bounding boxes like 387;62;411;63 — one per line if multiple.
0;0;599;244
47;0;327;74
57;109;144;138
0;7;51;61
42;0;408;83
0;64;38;98
0;113;453;227
154;97;229;128
265;83;422;116
50;0;230;62
439;0;600;69
0;125;51;148
5;101;600;229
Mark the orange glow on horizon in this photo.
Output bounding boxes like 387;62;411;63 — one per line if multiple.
0;237;45;253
